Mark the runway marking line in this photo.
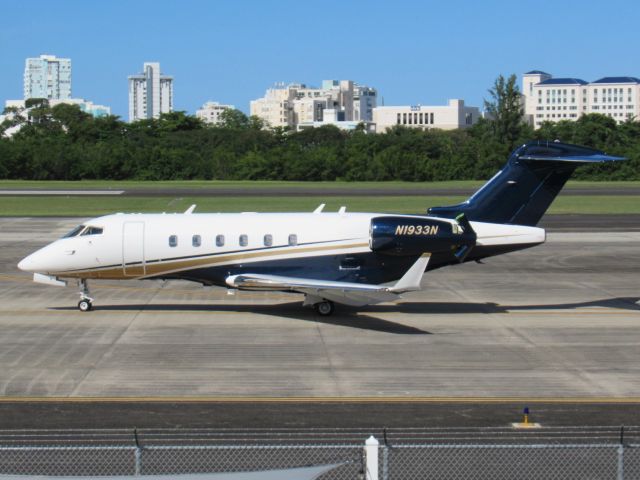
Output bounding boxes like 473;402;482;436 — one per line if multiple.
0;397;639;404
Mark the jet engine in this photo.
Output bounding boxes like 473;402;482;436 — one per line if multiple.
369;215;476;261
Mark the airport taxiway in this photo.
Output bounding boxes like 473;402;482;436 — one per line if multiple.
0;217;639;401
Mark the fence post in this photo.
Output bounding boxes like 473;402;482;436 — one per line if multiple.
134;447;141;476
617;426;625;480
133;427;142;476
617;445;624;480
381;444;389;480
365;435;379;480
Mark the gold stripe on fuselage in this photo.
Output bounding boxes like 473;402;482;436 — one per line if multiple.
55;242;370;280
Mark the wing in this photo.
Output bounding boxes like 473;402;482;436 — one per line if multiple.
225;254;430;307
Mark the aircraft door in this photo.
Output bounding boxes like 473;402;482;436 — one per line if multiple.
122;222;145;276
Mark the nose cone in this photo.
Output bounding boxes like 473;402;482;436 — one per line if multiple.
18;250;46;273
18;253;36;272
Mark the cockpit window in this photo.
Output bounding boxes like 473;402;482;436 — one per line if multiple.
81;227;103;236
63;225;86;238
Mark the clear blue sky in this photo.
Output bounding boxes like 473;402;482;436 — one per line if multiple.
1;0;639;119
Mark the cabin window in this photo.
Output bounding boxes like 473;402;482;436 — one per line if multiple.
169;235;178;247
263;234;273;247
288;234;298;246
216;235;225;247
81;226;103;236
63;225;85;238
192;235;201;247
239;234;248;247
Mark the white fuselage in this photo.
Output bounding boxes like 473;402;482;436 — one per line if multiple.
18;212;545;283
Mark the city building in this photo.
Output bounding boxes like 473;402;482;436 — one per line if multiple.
522;71;640;128
296;108;375;133
53;98;111;117
23;54;72;100
250;80;377;129
2;98;110;138
128;62;173;122
5;98;110;118
373;99;479;132
196;101;234;125
249;83;295;128
353;84;377;122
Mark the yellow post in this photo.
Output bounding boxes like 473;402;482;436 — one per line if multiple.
512;406;540;429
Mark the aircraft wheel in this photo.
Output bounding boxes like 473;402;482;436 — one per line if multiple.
314;300;334;316
78;299;93;312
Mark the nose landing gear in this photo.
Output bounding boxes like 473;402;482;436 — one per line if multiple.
77;279;94;312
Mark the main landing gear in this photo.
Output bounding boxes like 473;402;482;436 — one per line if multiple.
77;279;94;312
304;295;336;316
313;300;335;316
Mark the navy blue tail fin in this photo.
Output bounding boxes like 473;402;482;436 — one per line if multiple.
428;141;625;226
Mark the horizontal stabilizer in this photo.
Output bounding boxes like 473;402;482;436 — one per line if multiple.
519;154;625;163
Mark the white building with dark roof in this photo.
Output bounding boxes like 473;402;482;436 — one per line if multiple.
523;71;640;128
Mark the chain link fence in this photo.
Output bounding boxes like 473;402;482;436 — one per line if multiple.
0;428;639;479
0;444;363;479
382;444;640;479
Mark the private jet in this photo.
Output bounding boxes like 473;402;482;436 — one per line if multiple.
18;141;625;315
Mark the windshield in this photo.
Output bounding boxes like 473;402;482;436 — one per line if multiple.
63;225;86;238
81;226;103;236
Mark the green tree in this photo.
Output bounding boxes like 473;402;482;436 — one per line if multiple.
157;111;203;133
484;74;526;150
25;98;49;109
218;109;250;129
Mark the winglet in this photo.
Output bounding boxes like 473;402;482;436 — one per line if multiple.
313;203;326;214
391;253;430;292
184;204;196;214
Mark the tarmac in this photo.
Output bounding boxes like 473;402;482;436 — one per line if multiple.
0;217;639;428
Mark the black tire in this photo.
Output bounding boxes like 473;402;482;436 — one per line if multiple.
78;299;92;312
314;301;334;316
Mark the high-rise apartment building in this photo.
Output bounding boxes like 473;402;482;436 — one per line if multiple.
250;80;377;129
523;70;640;128
23;55;72;100
128;62;173;122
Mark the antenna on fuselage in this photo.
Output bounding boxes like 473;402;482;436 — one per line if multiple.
313;204;325;214
184;204;197;214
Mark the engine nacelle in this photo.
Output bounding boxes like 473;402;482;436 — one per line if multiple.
369;216;476;256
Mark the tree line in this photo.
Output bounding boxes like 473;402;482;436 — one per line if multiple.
1;75;638;181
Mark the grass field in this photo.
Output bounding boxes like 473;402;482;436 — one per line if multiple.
2;179;640;191
0;195;639;216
